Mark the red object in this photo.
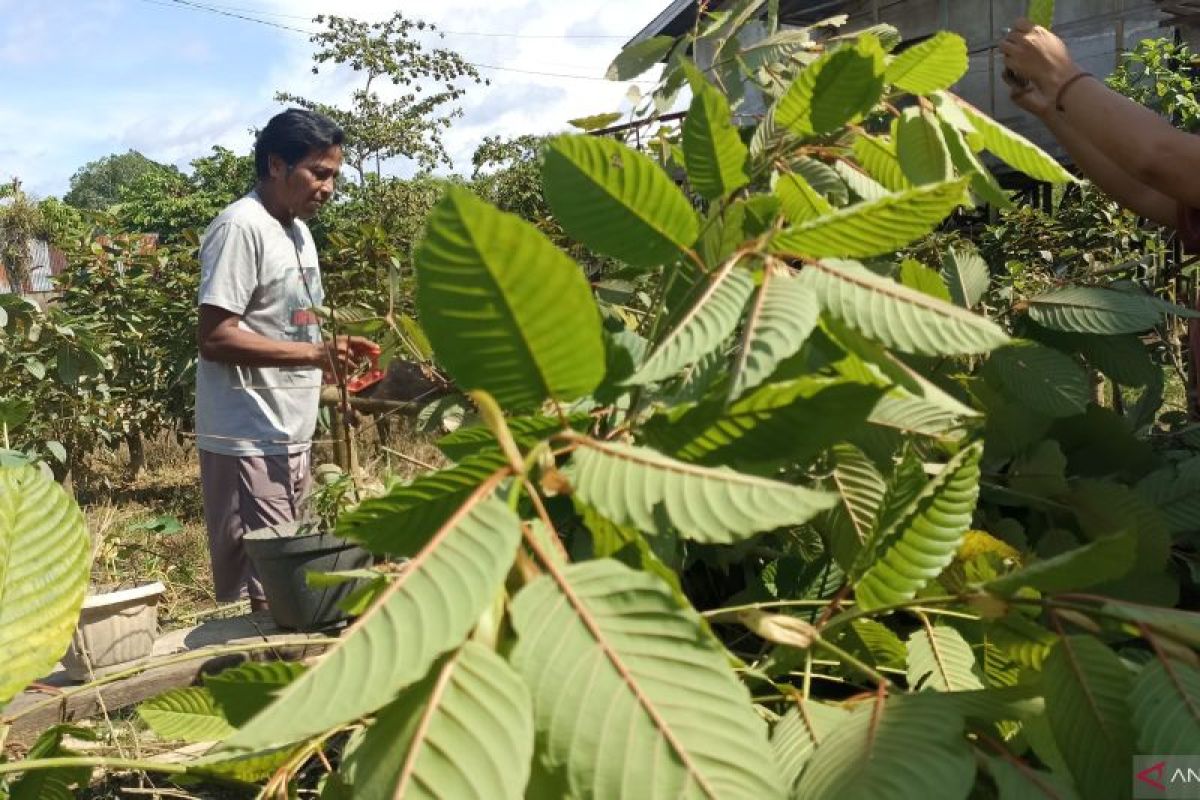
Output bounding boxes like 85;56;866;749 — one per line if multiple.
347;368;385;394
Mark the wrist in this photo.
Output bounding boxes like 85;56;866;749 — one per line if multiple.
308;341;327;369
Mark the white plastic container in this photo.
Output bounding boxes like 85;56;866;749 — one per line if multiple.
60;581;166;680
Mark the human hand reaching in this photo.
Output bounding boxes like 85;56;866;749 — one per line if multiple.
1000;17;1080;97
1004;69;1053;118
315;335;381;384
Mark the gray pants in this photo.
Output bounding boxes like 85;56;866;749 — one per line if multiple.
199;449;312;602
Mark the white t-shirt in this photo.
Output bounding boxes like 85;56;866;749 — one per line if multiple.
195;191;325;456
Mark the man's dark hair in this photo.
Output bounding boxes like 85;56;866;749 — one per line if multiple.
254;108;344;178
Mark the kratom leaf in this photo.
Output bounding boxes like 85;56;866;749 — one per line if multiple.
797;259;1009;356
940;119;1013;209
1129;658;1200;755
983;339;1089;418
906;626;985;692
1043;636;1137;800
1136;458;1200;534
895;109;953;185
699;196;781;266
1036;330;1158;387
1028;0;1055;28
336;643;533;800
437;414;589;461
644;376;882;468
0;465;89;705
772;702;851;793
568;439;836;544
884;31;968;94
511;559;785;799
415;187;604;411
627;267;754;385
792;157;850;205
776;35;885;135
898;259;952;302
222;492;521;751
776;172;834;224
960;102;1075;184
825;443;888;570
1101;602;1200;650
849;619;908;669
833;159;889;201
7;725;94;800
542;134;699;269
567;112;623;132
771;178;969;258
682;61;750;200
852;134;910;192
138;687;236;743
203;661;306;728
941;246;990;308
337;452;508;556
854;442;983;610
796;694;975;800
1025;286;1197;335
982;754;1081;800
989;613;1057;670
729;265;820;399
607;35;675;81
984;532;1132;594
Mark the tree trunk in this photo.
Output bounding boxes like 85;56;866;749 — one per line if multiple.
126;432;146;479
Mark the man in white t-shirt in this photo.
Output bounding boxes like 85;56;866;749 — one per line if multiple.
195;108;376;610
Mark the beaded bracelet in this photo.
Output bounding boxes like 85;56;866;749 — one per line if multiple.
1055;71;1095;112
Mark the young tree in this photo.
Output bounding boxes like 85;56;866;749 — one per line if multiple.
276;12;485;181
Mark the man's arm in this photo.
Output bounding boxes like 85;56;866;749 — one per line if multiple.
198;305;374;378
1002;18;1200;211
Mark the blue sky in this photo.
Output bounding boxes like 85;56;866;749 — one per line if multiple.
0;0;661;198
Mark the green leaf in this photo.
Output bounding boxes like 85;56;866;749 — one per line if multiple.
884;31;969;94
825;443;888;571
699;196;781;267
776;172;834;224
644;376;882;469
1130;658;1200;755
568;439;836;544
221;493;521;751
138;687;236;743
796;694;975;800
852;134;910;192
203;661;305;728
682;62;750;200
7;725;94;800
567;112;623;132
1028;0;1055;28
542;134;699;269
906;626;984;692
0;465;89;705
336;643;533;800
982;754;1080;800
1025;286;1196;335
437;414;588;462
854;442;983;610
941;246;990;309
960;102;1075;184
729;265;820;399
983;339;1089;418
849;619;908;669
776;35;885;135
986;535;1138;595
770;178;969;258
511;559;785;799
895;109;953;185
898;259;952;302
607;35;675;81
791;157;850;205
337;452;507;556
941;119;1014;209
797;259;1009;356
1136;458;1200;534
415;187;604;411
1009;440;1069;498
627;267;754;385
772;702;851;793
1035;330;1158;387
1043;635;1137;800
1101;602;1200;650
833;160;889;202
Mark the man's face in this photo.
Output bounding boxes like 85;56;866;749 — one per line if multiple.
270;145;343;220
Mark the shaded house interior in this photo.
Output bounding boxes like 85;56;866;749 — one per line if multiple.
630;0;1200;183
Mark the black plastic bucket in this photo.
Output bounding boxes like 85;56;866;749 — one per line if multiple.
244;523;372;631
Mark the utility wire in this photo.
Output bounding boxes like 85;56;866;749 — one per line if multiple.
135;0;657;84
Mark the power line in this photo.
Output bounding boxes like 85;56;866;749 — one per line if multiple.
134;0;657;84
142;0;631;39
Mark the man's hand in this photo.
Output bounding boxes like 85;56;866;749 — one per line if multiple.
1000;17;1079;96
1005;70;1053;119
315;336;381;383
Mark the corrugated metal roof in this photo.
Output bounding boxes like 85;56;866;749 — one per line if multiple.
0;239;65;295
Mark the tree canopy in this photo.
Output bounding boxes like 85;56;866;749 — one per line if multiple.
63;150;176;211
